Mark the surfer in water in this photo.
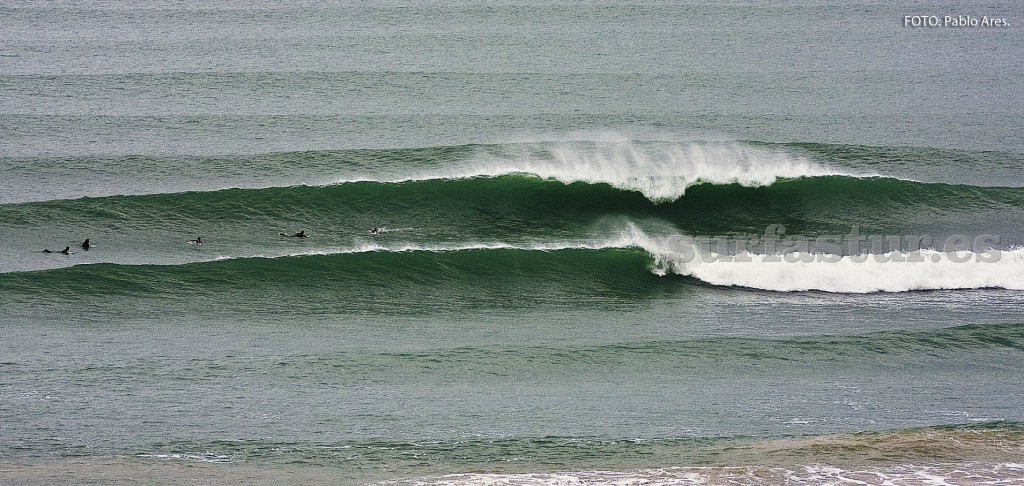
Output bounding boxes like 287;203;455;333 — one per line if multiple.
188;236;202;246
81;239;91;251
43;246;72;255
280;230;309;238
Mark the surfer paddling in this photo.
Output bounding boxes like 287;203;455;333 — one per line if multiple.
280;230;310;238
43;246;72;255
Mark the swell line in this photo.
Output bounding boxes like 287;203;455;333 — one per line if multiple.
3;235;1024;296
1;139;856;204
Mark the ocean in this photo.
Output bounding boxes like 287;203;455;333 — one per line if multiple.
2;1;1023;484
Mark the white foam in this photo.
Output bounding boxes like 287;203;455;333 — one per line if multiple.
388;463;1024;486
136;452;233;463
393;468;717;486
646;245;1024;293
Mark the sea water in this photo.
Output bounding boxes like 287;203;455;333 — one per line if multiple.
2;1;1023;484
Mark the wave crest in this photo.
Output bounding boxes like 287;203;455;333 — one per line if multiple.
451;140;845;202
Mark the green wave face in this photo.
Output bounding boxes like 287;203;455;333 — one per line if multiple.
0;248;675;315
5;172;1024;234
3;141;1024;292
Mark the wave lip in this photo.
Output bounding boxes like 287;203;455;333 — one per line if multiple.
441;140;849;202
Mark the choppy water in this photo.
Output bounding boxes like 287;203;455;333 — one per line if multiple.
2;1;1023;484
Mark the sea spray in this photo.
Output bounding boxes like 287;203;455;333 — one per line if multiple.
441;140;846;202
